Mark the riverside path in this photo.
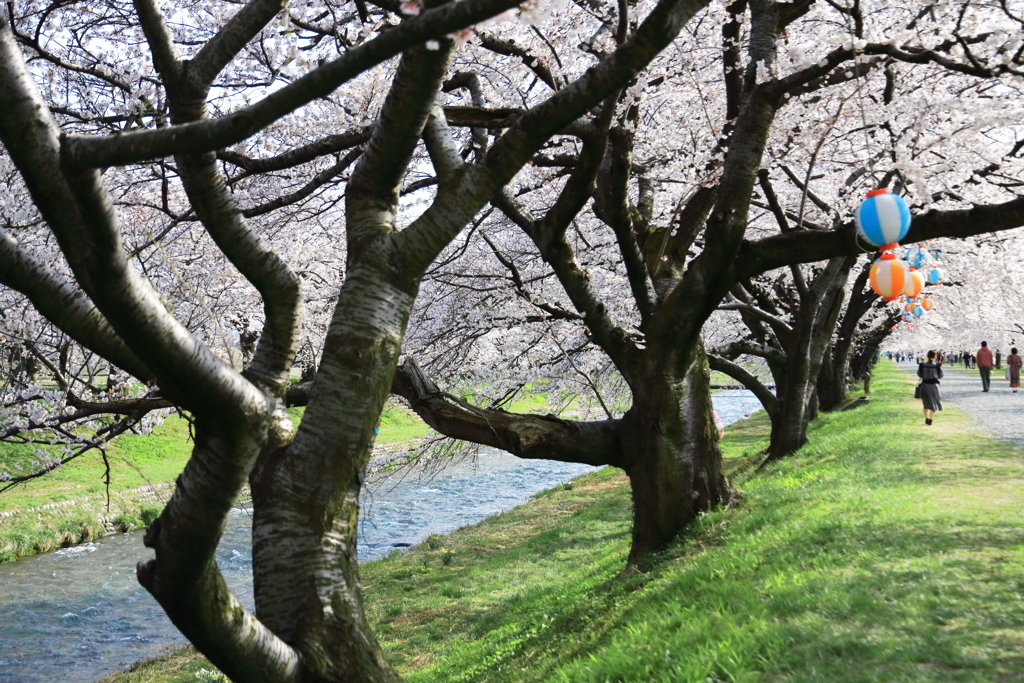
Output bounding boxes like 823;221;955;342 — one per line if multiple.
898;359;1024;451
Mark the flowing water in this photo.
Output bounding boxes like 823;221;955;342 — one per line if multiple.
0;391;763;683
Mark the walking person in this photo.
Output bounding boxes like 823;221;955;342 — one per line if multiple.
1008;348;1023;394
918;350;943;425
977;341;994;391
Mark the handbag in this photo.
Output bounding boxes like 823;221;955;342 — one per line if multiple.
914;383;922;399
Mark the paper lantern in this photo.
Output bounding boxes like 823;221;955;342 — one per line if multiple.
921;296;935;311
926;266;944;285
856;189;912;249
912;303;925;317
903;268;925;298
905;245;927;268
902;311;913;322
870;253;910;301
904;301;914;312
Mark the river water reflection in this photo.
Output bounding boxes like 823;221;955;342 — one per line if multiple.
0;390;763;683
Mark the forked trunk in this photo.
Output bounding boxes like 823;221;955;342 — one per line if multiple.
766;257;853;461
621;346;730;563
249;261;412;682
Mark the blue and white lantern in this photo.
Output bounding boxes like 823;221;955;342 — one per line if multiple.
926;266;944;285
911;303;925;317
855;189;912;249
901;311;913;322
904;245;927;269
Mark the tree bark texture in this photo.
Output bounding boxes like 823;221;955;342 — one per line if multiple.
816;262;879;411
620;343;730;563
398;342;730;564
764;257;853;461
815;342;848;413
249;258;412;682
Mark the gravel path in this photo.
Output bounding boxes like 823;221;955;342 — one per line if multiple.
897;360;1024;450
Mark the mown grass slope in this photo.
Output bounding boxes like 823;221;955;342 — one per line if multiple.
103;363;1024;682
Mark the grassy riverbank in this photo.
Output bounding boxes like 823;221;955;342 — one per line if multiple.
0;403;430;562
99;363;1024;682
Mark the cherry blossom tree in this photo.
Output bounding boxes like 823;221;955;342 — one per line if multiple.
817;259;895;410
708;254;856;460
382;0;1024;567
0;0;725;679
3;0;1024;680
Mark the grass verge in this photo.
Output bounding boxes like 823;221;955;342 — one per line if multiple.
0;403;430;563
94;364;1024;681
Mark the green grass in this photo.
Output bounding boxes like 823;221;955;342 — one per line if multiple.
0;402;430;562
100;363;1024;682
0;414;196;512
0;403;428;512
376;404;431;444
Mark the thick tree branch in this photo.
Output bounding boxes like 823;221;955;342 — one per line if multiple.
0;13;267;419
392;359;623;466
712;340;787;366
187;0;286;90
707;353;778;415
722;0;747;122
738;196;1024;277
443;72;489;158
0;228;153;381
422;105;465;187
594;126;657;326
132;0;182;79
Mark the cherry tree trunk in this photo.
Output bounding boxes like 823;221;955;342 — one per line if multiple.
765;258;853;462
620;345;730;563
768;382;814;460
816;342;850;412
248;255;414;682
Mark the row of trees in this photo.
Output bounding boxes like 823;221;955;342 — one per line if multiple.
2;0;1023;680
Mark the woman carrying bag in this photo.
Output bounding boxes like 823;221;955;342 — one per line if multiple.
918;350;943;426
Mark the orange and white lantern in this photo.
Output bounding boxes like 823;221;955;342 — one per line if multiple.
902;268;925;299
870;253;910;301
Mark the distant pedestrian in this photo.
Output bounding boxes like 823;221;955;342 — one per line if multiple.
996;349;1003;369
977;341;994;392
1008;348;1022;394
918;350;943;425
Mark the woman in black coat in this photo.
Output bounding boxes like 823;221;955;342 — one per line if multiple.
918;349;943;425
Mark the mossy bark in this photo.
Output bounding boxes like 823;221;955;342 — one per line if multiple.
621;346;730;563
